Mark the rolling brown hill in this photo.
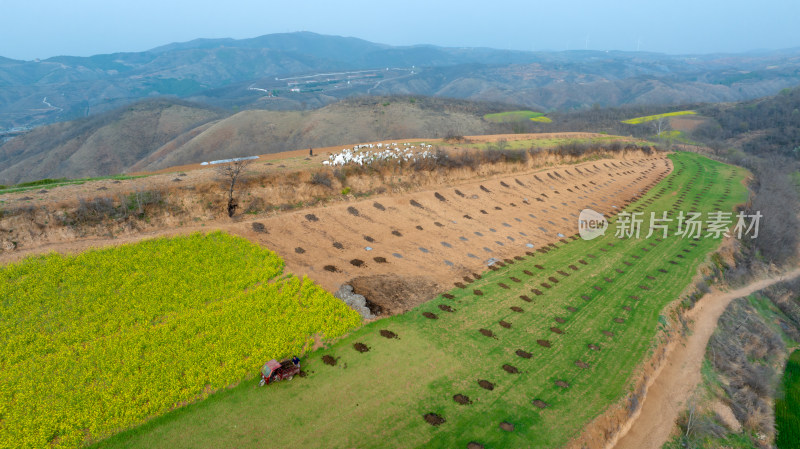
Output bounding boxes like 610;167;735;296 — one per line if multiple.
0;97;500;184
0;99;221;185
132;98;496;172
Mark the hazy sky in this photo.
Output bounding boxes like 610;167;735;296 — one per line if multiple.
1;0;798;60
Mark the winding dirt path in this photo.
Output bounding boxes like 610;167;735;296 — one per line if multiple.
610;267;800;449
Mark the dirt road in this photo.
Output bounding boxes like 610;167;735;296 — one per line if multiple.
610;267;800;449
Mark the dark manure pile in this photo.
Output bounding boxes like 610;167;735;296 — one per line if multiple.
479;328;496;338
424;413;445;426
532;399;549;409
353;343;370;353
453;394;472;405
380;330;399;339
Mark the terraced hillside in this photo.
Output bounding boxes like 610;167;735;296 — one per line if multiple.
245;154;670;298
92;152;748;449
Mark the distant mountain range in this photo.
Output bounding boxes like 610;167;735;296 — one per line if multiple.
2;32;800;131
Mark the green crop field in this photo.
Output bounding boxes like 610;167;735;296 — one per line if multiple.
0;174;147;195
0;232;360;449
621;110;697;125
483;110;546;123
777;350;800;448
87;152;748;449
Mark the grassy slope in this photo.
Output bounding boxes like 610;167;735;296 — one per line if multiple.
621;110;697;124
484;110;545;122
93;152;747;449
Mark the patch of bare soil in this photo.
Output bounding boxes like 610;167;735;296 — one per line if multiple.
438;304;454;313
423;312;438;320
575;360;590;369
349;274;441;315
478;380;495;390
515;349;532;359
500;422;515;432
555;380;570;389
322;355;337;366
537;339;552;348
479;329;495;338
499;321;512;329
467;442;485;449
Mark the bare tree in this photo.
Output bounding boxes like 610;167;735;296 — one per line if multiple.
216;159;252;217
652;116;671;137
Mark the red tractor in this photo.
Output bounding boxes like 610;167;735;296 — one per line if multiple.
259;359;300;386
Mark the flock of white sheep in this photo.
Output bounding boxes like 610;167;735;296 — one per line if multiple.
323;142;436;167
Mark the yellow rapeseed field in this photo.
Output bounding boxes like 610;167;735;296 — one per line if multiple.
0;232;360;448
